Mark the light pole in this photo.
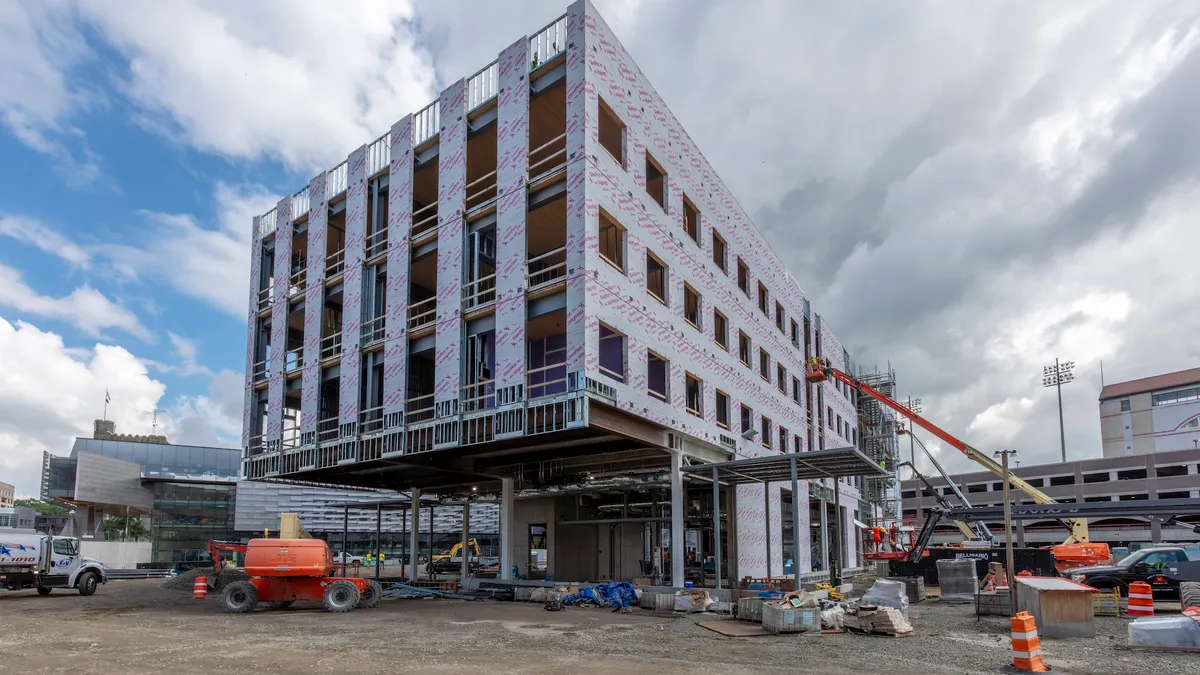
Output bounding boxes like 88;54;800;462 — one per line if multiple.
994;449;1018;615
903;397;922;477
1042;359;1075;463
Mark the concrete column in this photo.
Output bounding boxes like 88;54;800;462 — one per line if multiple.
242;214;263;452
500;478;514;579
670;451;685;586
300;172;328;441
819;488;830;571
267;196;294;450
434;80;468;408
339;147;369;432
494;38;530;396
409;488;422;580
713;466;722;589
461;502;471;584
383;117;414;430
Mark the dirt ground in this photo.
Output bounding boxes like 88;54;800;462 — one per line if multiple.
0;579;1193;675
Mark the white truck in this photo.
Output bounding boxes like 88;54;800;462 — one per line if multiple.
0;533;107;596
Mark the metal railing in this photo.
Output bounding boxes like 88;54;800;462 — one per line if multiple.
465;170;498;213
530;15;567;71
367;133;390;176
361;316;385;347
526;246;566;291
258;208;278;240
326;248;345;277
284;349;303;374
359;406;385;434
320;332;342;361
365;227;388;260
412;202;438;238
293;186;310;218
289;266;307;296
467;60;498;112
257;285;272;310
252;360;269;381
248;434;265;453
408;297;437;332
317;417;339;443
327;161;348;199
414;101;440;146
461;379;496;412
406;393;435;423
462;273;496;311
528;133;567;183
526;363;568;399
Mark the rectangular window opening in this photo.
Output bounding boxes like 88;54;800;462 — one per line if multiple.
682;195;700;243
645;152;667;210
685;373;703;417
716;390;730;429
684;284;701;329
598;323;626;383
598;96;625;167
647;351;669;401
598;209;626;272
737;258;749;295
713;309;728;350
712;231;727;272
646;251;668;305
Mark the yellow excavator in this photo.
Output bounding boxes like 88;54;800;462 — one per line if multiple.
428;539;482;573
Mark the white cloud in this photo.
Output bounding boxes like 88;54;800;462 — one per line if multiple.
0;263;151;340
143;331;215;378
70;0;437;171
0;318;244;496
102;182;277;318
0;214;92;268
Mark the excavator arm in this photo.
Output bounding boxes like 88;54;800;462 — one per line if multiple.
806;358;1090;545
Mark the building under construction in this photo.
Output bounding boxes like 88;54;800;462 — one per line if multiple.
856;366;902;522
240;0;888;586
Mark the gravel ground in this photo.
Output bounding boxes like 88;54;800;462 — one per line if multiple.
0;579;1193;675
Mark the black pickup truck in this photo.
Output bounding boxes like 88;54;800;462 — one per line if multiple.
1067;546;1200;606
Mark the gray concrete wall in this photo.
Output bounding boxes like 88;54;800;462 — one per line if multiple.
509;497;555;579
73;452;153;510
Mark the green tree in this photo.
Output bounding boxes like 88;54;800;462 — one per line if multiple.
14;498;69;516
100;516;150;542
126;518;149;542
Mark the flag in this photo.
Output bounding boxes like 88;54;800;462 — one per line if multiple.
105;389;111;404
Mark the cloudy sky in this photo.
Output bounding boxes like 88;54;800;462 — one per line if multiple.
2;0;1199;496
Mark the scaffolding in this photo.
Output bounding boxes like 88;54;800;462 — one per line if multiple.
855;365;900;521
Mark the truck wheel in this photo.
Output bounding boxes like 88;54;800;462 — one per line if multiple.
77;572;99;597
221;581;259;613
37;587;51;596
1181;582;1200;610
358;580;382;609
323;580;360;613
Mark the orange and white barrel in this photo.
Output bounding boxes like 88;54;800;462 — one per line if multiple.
1010;611;1049;672
193;576;208;599
1127;581;1154;617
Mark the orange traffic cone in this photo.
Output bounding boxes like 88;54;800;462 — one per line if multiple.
1010;611;1049;672
193;576;208;599
1128;581;1153;617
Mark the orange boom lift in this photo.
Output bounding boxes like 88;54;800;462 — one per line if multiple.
207;538;381;613
805;357;1109;568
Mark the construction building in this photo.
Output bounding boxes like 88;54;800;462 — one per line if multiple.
1099;366;1200;457
240;1;886;585
0;480;13;508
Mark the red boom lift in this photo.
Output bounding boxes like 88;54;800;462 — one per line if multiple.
207;538;381;613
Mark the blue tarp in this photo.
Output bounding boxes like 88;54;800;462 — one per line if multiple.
562;581;638;608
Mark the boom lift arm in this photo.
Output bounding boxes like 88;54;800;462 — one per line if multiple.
806;358;1090;545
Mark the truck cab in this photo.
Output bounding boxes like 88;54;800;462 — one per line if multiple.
0;533;107;596
1068;546;1190;600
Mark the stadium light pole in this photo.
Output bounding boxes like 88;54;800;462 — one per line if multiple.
1043;359;1074;463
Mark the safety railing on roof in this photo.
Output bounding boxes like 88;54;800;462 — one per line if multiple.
526;246;566;291
360;316;385;347
252;359;269;381
526;363;568;400
465;170;497;212
293;186;311;218
285;348;303;374
258;208;278;239
359;406;385;435
467;60;499;112
414;101;440;146
367;133;390;177
327;161;348;199
257;285;272;311
408;297;437;332
289;264;306;296
530;15;567;71
412;202;438;238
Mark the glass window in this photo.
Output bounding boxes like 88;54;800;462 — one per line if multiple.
1119;399;1131;412
52;538;77;556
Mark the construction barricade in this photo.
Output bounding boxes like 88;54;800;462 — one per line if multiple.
1010;611;1049;672
193;576;208;599
1128;581;1154;617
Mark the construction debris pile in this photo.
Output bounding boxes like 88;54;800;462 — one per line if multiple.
161;567;248;592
